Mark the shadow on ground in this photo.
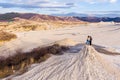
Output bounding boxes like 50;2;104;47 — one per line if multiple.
66;43;120;55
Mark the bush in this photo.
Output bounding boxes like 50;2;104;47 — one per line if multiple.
0;44;69;78
0;31;17;41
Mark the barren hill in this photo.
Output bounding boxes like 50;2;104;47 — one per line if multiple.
0;13;86;32
29;14;80;22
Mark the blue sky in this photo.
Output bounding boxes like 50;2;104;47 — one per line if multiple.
0;0;119;14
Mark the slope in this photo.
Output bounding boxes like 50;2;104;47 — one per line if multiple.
6;45;120;80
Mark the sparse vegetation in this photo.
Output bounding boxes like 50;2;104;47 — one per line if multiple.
0;44;69;78
0;12;87;32
0;31;17;42
22;25;37;31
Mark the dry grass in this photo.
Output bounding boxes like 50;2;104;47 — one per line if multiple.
0;44;69;78
0;20;87;32
0;31;17;42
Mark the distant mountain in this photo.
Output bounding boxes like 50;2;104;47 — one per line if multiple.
29;15;80;22
75;17;120;22
52;12;120;18
92;14;120;18
52;12;88;17
0;12;82;22
0;13;36;21
52;12;120;22
0;12;120;23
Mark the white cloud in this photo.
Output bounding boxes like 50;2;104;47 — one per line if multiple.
0;0;74;9
109;0;117;3
0;0;50;4
1;0;118;4
81;0;117;3
39;2;74;8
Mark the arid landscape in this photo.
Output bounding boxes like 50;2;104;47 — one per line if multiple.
0;12;120;80
0;0;120;79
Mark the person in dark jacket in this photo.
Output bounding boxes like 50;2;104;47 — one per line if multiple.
86;36;92;45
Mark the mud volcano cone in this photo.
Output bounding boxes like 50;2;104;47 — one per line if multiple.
7;45;120;80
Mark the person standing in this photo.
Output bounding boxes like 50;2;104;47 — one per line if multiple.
89;36;92;45
86;36;92;45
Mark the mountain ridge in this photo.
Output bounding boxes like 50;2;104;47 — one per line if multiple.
0;12;82;22
0;12;120;23
52;12;120;18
